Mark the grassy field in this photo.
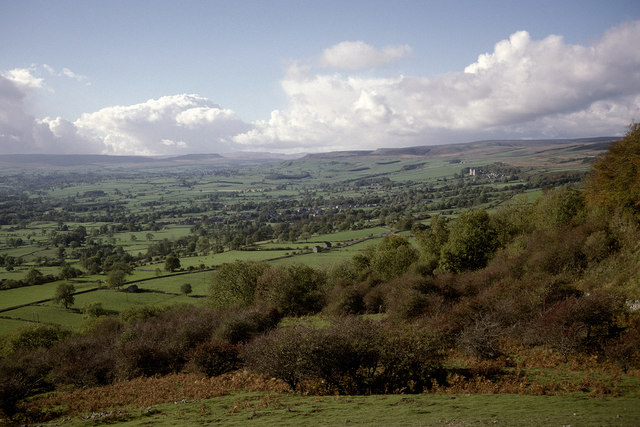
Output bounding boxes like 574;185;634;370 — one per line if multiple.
26;390;640;426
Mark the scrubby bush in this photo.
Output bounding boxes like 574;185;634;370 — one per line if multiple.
604;315;640;372
119;304;167;323
243;317;444;394
456;314;505;360
324;282;367;315
384;273;439;320
48;328;118;387
214;305;281;344
186;339;240;377
375;324;446;393
209;261;268;308
115;306;220;379
83;301;107;318
0;350;51;418
254;264;326;316
1;324;71;356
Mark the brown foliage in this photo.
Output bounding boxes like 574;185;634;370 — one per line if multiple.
20;371;290;421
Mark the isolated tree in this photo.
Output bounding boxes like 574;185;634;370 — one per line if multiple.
180;283;192;296
439;209;497;272
415;215;449;270
106;268;126;289
54;282;75;309
585;122;640;216
165;254;181;272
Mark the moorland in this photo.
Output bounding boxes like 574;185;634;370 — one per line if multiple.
1;131;639;425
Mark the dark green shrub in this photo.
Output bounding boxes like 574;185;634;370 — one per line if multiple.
376;324;446;392
48;331;117;387
115;306;220;379
1;324;71;356
369;235;420;281
325;283;367;315
187;340;240;377
242;325;313;390
209;261;268;309
83;301;107;318
214;305;281;344
0;350;51;418
438;209;498;273
119;304;167;323
255;264;326;316
243;317;444;395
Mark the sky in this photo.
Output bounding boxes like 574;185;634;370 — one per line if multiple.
1;0;640;156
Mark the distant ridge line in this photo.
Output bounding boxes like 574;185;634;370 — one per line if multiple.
0;136;618;166
303;136;618;159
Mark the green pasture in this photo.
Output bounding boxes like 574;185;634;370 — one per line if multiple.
2;303;85;329
0;280;94;311
207;250;293;265
0;317;31;335
132;271;212;296
273;239;380;268
72;288;197;314
254;242;312;250
0;264;64;282
310;227;389;243
53;392;640;426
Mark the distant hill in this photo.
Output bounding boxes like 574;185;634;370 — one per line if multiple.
0;137;617;170
303;137;617;160
0;152;296;170
0;154;159;167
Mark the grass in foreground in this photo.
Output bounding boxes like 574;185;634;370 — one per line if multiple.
19;378;640;426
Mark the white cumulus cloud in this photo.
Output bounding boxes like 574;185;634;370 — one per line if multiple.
235;20;640;152
0;74;103;154
74;94;252;155
319;41;412;70
2;68;44;89
0;70;249;155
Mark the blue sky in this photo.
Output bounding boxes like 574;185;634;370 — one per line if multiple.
1;0;640;155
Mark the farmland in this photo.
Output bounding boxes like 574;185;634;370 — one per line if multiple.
0;138;608;333
4;135;640;426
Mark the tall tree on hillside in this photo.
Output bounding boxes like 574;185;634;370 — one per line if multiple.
439;209;497;273
585;123;640;216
